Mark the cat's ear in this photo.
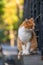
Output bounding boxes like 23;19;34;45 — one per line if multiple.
30;18;34;21
32;18;34;20
25;18;28;21
25;18;29;22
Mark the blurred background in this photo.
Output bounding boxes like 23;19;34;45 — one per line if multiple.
0;0;43;49
0;0;24;46
0;0;43;65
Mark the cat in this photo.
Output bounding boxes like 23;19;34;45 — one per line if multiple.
17;18;37;59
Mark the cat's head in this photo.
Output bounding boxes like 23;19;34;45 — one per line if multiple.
22;18;35;29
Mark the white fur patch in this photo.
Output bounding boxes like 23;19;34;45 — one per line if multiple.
22;42;31;55
18;26;32;43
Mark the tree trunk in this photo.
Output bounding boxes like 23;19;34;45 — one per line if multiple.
9;29;15;47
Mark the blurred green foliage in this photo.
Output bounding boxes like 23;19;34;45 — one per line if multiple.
0;30;8;42
0;0;24;43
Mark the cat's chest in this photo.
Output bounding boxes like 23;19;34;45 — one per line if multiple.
18;26;32;42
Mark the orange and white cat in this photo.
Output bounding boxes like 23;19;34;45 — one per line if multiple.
17;18;37;58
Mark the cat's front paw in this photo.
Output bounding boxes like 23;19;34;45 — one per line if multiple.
22;50;30;55
22;50;26;55
25;51;30;55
